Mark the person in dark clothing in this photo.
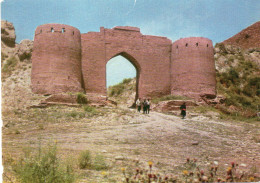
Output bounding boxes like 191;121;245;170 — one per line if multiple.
180;102;186;119
143;99;147;114
147;99;151;114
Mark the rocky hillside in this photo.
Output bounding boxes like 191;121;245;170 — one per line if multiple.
1;20;44;113
107;78;136;107
222;21;260;50
214;43;260;118
1;20;33;79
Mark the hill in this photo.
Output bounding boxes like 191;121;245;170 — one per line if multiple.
222;21;260;49
107;78;137;107
214;43;260;118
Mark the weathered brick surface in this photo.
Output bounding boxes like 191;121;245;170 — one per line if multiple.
171;37;216;98
31;24;216;99
31;24;83;94
81;26;172;98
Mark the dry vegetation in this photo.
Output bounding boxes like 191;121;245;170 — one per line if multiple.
1;44;260;182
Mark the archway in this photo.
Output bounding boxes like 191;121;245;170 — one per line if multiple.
106;53;140;107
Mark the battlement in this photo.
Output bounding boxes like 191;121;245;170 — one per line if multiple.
172;37;213;49
34;24;81;37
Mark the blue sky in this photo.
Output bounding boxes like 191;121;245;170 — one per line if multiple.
1;0;260;86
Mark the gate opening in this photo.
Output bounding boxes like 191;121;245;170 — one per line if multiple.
106;54;139;107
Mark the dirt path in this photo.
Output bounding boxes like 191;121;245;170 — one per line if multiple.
2;107;260;182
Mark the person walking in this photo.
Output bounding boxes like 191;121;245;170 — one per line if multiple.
143;99;147;114
136;98;141;112
180;102;186;119
146;99;151;114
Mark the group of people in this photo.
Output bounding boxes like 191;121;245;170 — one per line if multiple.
135;98;151;114
135;98;187;119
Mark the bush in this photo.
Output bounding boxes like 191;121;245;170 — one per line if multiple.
109;84;125;97
122;78;132;84
76;93;88;104
78;151;108;170
215;43;228;54
2;56;18;74
83;105;96;112
66;111;85;118
93;154;108;171
78;150;92;169
1;52;8;63
12;143;75;183
108;78;135;97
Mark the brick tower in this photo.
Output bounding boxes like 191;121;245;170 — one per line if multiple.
31;24;83;94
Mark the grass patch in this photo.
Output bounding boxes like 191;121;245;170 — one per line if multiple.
1;51;8;63
78;150;92;169
83;105;98;116
2;56;18;75
66;111;85;118
108;78;135;97
78;150;108;171
76;92;88;104
193;105;219;114
152;95;191;104
12;143;76;183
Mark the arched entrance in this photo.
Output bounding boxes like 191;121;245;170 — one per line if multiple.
106;52;140;106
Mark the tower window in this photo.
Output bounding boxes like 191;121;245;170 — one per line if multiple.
176;45;178;49
186;43;188;47
62;28;65;33
51;28;54;32
72;31;74;35
207;44;209;47
40;29;42;33
196;43;198;46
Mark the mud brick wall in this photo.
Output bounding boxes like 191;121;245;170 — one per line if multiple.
32;24;216;99
31;24;83;94
171;37;216;98
81;26;172;98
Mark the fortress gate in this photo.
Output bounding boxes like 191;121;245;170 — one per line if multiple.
31;24;216;99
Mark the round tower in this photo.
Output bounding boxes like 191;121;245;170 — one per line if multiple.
31;24;83;94
171;37;216;98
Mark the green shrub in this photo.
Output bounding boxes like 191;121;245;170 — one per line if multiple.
83;105;96;113
66;111;85;118
109;84;125;96
12;143;75;183
93;154;108;171
108;78;135;97
1;52;8;63
215;43;228;54
122;78;132;84
78;150;92;169
76;93;88;104
228;68;239;83
2;56;18;74
78;151;108;171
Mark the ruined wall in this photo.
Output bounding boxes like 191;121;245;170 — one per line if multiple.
31;24;83;94
81;26;172;98
171;37;216;98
